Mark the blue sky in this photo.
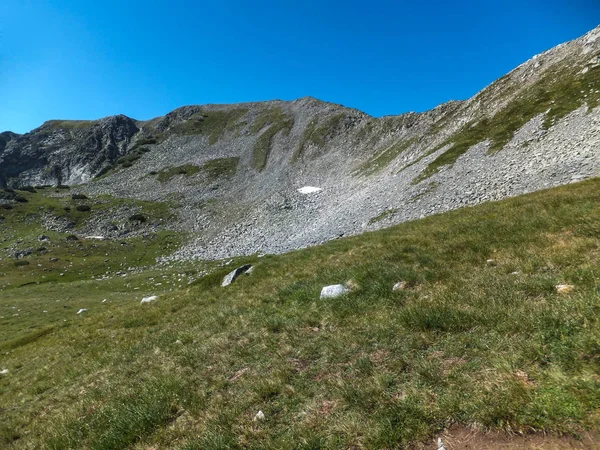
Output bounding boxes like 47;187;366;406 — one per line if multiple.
1;0;599;134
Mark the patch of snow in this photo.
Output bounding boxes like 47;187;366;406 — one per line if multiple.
297;186;322;194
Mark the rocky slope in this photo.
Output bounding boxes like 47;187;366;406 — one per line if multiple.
2;26;600;260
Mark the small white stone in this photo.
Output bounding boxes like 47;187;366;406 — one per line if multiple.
0;369;8;375
253;410;265;421
102;299;107;303
437;437;446;450
556;284;574;294
392;281;407;291
141;295;158;304
77;308;87;314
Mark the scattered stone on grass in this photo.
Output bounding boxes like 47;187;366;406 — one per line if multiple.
141;295;158;304
222;264;253;287
320;284;350;299
556;284;575;294
392;281;407;291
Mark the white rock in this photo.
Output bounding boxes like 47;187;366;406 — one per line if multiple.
556;284;575;294
320;284;350;299
0;369;8;375
77;308;87;314
437;437;447;450
297;186;322;194
102;299;107;303
253;410;265;421
85;235;105;240
141;295;158;304
392;281;407;291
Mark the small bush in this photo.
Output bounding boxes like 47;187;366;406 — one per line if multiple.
3;188;15;193
65;234;78;241
14;196;28;203
56;185;70;189
149;171;158;175
122;162;133;168
0;204;13;210
14;260;30;266
18;185;36;193
76;205;91;212
129;214;147;223
63;207;71;212
71;194;88;200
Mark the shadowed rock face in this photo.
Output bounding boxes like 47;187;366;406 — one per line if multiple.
0;115;139;187
2;26;600;261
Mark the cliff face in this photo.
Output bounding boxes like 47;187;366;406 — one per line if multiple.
0;115;139;186
1;26;600;260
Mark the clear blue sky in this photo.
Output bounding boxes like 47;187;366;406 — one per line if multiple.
1;0;599;134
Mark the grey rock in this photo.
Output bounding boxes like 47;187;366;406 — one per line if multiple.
222;264;253;287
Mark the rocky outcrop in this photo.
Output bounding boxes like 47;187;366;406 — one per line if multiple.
0;115;139;187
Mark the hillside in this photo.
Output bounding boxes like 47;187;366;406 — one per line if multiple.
1;177;600;448
1;26;600;261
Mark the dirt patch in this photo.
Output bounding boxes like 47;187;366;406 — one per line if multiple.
417;426;600;449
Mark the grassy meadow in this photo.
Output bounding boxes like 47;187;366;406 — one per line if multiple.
1;179;600;448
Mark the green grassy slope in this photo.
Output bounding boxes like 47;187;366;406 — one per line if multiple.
2;179;600;448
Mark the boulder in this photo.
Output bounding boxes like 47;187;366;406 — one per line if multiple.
222;264;253;287
141;295;158;304
77;308;87;314
320;284;350;299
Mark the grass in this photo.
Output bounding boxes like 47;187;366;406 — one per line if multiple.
293;114;346;161
368;208;399;225
250;107;294;170
414;62;600;183
356;138;417;176
156;165;202;182
201;157;239;180
168;109;249;145
2;178;600;448
155;158;239;183
45;120;94;130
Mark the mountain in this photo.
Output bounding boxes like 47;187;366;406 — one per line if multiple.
1;26;600;261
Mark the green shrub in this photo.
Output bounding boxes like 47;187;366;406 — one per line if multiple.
14;196;28;203
14;260;30;266
76;205;91;212
71;194;88;200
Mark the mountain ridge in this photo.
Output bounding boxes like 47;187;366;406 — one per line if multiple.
1;25;600;261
